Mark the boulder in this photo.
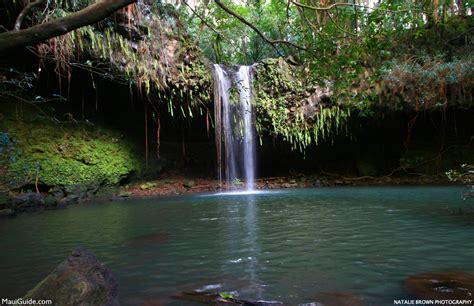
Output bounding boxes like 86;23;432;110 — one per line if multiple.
43;195;59;209
48;186;65;199
58;194;81;206
404;271;474;300
0;208;16;218
13;192;44;211
23;248;119;306
66;183;100;200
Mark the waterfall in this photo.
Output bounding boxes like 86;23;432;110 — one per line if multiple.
213;64;256;191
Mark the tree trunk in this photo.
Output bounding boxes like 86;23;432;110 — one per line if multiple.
0;0;137;55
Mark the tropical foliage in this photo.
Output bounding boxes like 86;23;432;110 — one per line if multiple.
0;0;472;152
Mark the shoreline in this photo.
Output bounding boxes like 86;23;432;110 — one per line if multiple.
1;174;467;217
119;174;460;199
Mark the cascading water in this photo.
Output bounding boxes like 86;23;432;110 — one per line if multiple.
213;64;256;191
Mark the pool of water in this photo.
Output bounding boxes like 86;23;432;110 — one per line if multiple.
0;187;473;305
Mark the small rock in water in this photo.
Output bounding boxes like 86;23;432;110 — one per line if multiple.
0;208;16;218
404;271;474;300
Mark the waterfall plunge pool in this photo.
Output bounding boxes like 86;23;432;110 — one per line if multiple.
0;186;473;305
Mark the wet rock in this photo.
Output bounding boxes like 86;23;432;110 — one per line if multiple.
110;191;132;201
23;247;119;306
43;195;59;209
13;192;44;211
404;271;474;300
65;183;100;201
48;186;65;198
59;194;80;206
0;208;16;218
125;232;169;247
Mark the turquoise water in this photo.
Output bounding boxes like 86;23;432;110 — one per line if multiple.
0;187;473;305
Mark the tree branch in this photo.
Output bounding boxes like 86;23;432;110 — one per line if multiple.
14;0;46;31
0;0;137;55
290;0;426;14
183;0;221;37
213;0;306;52
291;1;369;11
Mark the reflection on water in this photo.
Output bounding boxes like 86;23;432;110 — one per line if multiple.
0;187;473;306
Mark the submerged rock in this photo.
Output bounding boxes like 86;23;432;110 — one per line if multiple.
404;271;474;300
23;247;119;306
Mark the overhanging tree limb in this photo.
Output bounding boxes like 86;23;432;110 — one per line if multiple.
290;0;427;14
213;0;307;52
14;0;46;31
0;0;137;55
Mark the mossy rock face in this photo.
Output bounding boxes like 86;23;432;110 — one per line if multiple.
1;103;142;191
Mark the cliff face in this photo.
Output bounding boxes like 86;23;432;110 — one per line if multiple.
0;2;473;199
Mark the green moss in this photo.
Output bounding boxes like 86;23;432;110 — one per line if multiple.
2;103;142;190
